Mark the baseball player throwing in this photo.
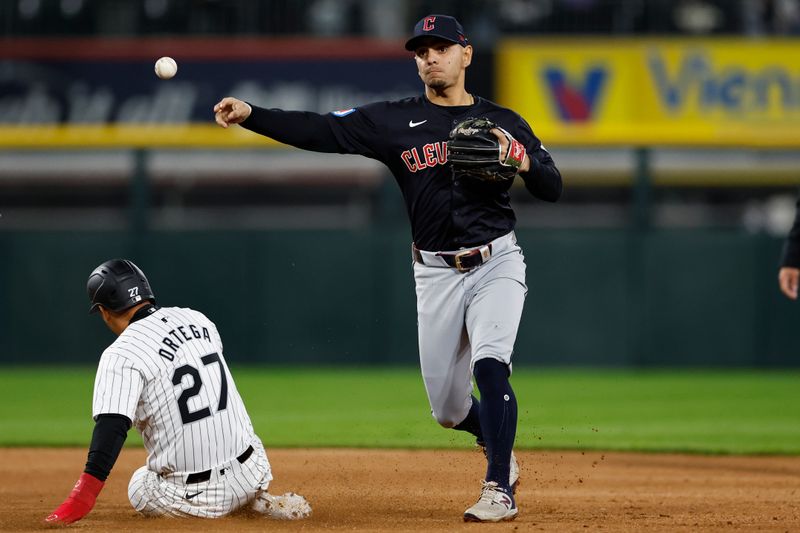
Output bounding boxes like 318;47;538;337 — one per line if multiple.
214;14;561;522
45;259;311;524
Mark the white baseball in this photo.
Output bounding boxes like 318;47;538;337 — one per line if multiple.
154;56;177;79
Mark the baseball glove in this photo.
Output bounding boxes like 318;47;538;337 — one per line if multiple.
446;117;527;182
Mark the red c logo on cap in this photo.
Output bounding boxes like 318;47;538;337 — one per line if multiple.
423;16;436;31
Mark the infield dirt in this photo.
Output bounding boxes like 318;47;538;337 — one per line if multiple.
1;448;798;532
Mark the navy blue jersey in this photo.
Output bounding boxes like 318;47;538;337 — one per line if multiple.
242;95;561;251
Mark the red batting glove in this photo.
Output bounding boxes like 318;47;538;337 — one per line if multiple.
45;472;105;525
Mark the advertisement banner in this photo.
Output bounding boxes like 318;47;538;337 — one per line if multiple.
0;38;420;147
498;39;800;147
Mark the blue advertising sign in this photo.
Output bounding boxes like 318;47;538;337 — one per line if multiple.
0;59;420;124
0;38;421;146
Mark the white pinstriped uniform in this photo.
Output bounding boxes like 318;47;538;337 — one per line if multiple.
92;306;272;518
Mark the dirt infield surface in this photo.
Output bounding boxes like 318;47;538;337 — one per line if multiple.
1;448;798;532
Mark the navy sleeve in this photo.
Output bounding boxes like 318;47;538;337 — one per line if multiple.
514;118;562;202
781;192;800;267
240;106;342;153
239;105;382;159
323;106;382;159
83;414;131;482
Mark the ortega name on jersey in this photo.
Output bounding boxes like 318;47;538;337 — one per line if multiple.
158;324;212;361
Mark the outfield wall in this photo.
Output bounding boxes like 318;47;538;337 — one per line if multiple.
1;228;797;367
2;37;798;366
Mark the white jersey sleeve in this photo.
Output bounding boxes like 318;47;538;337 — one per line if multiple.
93;345;145;421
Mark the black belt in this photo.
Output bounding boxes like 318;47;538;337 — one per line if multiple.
185;445;254;484
413;243;493;272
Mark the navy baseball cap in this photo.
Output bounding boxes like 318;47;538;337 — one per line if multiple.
405;14;469;51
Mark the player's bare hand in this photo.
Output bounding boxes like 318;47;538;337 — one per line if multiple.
490;128;508;155
779;267;799;300
213;97;252;128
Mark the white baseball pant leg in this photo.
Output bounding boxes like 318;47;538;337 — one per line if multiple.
128;438;272;518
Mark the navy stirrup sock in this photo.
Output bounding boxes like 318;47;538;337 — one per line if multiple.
473;358;518;491
453;395;483;443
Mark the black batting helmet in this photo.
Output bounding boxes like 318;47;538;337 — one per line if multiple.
87;259;155;314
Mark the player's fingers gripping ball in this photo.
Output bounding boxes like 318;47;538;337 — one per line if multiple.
446;117;526;182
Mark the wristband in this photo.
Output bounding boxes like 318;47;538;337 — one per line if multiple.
496;127;526;170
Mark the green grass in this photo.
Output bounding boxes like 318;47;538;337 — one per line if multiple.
1;366;798;454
